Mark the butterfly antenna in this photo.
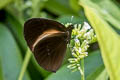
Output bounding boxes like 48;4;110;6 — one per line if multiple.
71;16;74;22
70;16;75;29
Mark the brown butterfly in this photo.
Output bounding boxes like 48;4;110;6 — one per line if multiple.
24;18;73;72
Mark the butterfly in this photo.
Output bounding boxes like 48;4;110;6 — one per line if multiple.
24;18;73;72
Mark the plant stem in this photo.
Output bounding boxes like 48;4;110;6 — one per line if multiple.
18;48;32;80
81;58;85;80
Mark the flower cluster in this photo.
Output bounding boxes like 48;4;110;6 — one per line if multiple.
66;22;97;74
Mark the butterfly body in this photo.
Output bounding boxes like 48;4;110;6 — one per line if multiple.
24;18;73;72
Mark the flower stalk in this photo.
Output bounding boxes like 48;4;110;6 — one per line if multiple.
81;58;84;80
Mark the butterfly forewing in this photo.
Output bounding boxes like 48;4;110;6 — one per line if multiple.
24;18;66;51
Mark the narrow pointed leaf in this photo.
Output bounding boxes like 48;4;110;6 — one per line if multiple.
82;4;120;80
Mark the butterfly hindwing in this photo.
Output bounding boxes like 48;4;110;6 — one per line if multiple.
33;33;67;72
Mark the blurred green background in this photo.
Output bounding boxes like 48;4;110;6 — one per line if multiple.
0;0;120;80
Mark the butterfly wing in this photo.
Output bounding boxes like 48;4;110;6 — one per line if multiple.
24;18;66;51
33;33;68;72
24;18;69;72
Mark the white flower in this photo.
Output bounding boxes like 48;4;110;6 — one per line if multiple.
73;47;78;52
84;52;88;55
78;24;81;30
74;59;78;62
78;48;82;53
78;24;81;27
94;35;97;38
68;58;75;61
74;38;79;43
83;22;91;30
72;52;78;57
84;40;89;44
79;55;85;58
68;65;77;69
77;64;80;66
84;45;89;51
67;22;96;75
74;24;78;29
76;34;81;38
89;29;93;33
65;23;72;27
84;32;90;37
67;64;76;68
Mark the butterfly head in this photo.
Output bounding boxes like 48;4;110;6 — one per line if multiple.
65;25;74;43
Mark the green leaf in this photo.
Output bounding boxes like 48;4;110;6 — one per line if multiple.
31;0;46;18
5;12;27;52
69;0;81;12
0;0;13;9
56;15;86;24
45;0;77;15
0;23;30;80
28;55;51;78
6;5;47;80
98;0;120;29
80;0;120;30
95;69;109;80
0;58;3;80
91;0;120;21
82;4;120;80
45;50;103;80
86;65;108;80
